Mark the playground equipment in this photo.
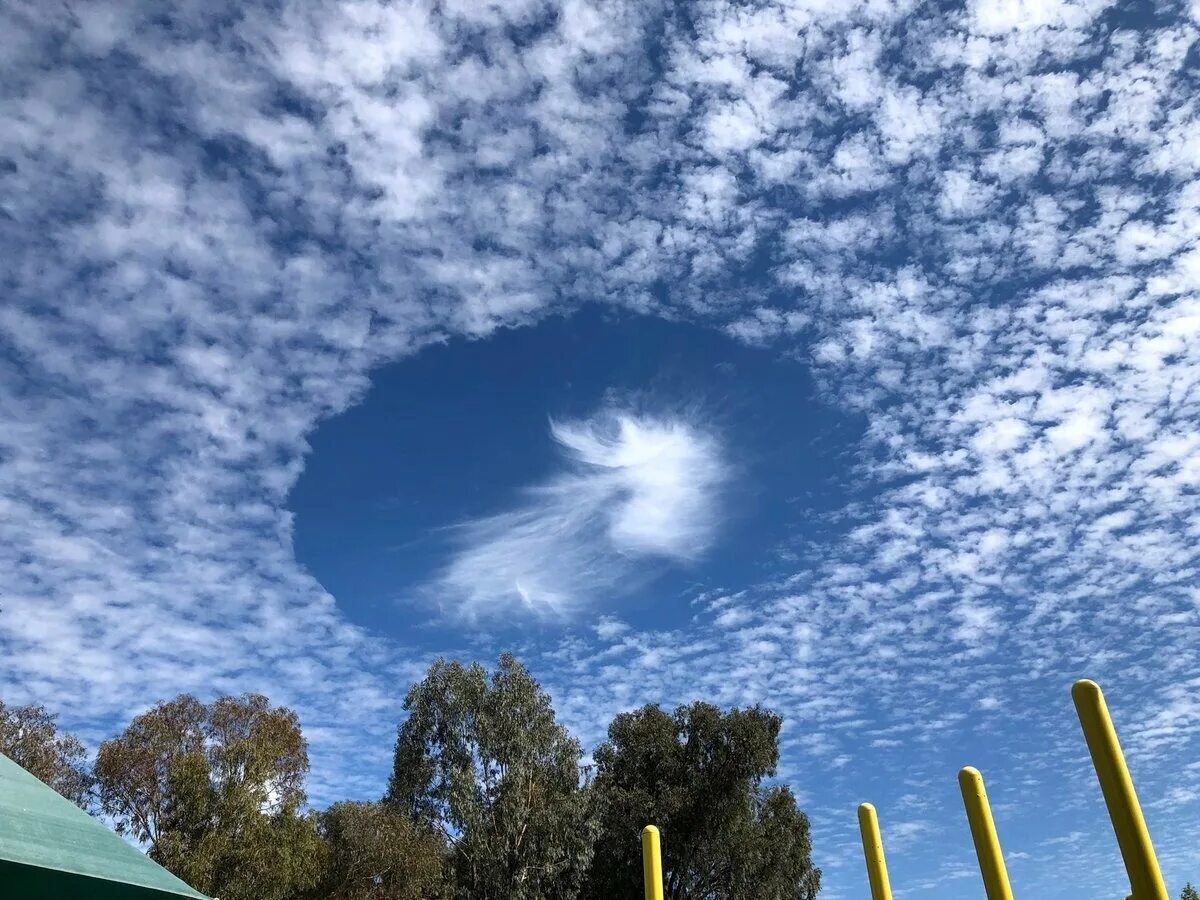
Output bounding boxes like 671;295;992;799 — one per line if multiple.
857;802;893;900
642;825;664;900
855;679;1169;900
958;766;1014;900
639;680;1169;900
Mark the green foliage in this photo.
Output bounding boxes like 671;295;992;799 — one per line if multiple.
310;800;450;899
95;693;323;900
0;700;93;808
583;701;820;900
39;655;820;900
386;653;598;900
1181;882;1199;900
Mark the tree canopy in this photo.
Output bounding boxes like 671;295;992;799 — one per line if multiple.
0;700;93;807
5;657;822;900
94;693;323;900
1181;882;1199;900
583;701;820;900
386;653;598;900
309;801;449;900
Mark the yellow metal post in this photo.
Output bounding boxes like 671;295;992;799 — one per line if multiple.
1072;679;1168;900
642;825;664;900
959;767;1015;900
857;803;894;900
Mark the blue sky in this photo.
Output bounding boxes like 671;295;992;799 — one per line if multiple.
2;1;1199;899
290;308;862;637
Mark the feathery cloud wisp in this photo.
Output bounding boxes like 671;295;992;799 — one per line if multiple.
433;411;727;618
5;1;1200;895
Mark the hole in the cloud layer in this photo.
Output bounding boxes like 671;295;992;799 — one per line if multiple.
289;307;864;641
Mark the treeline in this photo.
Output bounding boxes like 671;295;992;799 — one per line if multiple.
1;653;820;900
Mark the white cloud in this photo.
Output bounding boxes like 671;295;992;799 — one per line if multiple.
3;0;1200;896
432;411;728;618
969;0;1109;36
939;169;998;219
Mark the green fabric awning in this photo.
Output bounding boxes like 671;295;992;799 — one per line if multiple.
0;751;209;899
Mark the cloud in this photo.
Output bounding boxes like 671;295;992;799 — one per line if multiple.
432;411;727;618
2;0;1200;896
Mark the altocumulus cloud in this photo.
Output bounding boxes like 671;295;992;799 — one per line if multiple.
435;411;727;618
2;0;1200;897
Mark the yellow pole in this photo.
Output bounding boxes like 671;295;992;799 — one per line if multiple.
857;803;894;900
1072;679;1168;900
959;767;1015;900
642;825;664;900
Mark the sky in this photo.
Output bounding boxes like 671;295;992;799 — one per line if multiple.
1;1;1198;898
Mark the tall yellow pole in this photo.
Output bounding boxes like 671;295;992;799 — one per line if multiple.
959;767;1015;900
642;825;664;900
857;803;894;900
1072;679;1168;900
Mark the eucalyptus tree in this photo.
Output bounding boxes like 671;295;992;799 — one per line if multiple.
311;800;450;899
95;693;323;900
0;700;93;807
583;701;821;900
386;653;598;900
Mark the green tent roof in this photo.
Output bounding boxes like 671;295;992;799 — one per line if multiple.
0;751;209;899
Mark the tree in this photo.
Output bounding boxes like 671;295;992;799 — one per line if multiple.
583;702;820;900
1181;883;1199;900
0;700;93;807
95;693;323;900
386;653;597;900
311;801;450;899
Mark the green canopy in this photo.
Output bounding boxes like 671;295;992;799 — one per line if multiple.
0;751;209;899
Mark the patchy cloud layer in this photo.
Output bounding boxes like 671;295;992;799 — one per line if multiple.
2;0;1200;897
436;412;726;617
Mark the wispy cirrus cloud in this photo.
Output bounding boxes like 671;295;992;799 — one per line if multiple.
434;411;727;618
3;0;1200;896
